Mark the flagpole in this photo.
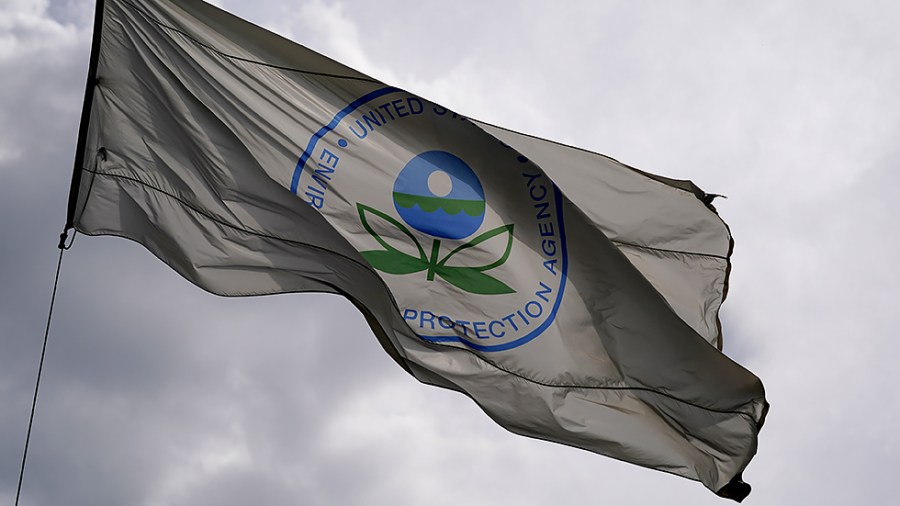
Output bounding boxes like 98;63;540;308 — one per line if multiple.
65;0;106;231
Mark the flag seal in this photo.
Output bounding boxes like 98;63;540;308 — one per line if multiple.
292;89;569;351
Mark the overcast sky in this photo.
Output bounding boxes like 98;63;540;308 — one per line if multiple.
2;0;899;504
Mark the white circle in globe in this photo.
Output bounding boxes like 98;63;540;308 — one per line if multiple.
427;170;453;197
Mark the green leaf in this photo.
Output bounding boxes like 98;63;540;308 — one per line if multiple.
435;266;515;295
360;250;428;275
439;224;514;272
357;203;427;262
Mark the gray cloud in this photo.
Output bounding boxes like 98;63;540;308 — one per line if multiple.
2;0;899;505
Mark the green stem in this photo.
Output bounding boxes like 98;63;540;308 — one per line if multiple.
426;239;441;281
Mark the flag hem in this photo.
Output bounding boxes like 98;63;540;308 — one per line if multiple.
65;0;106;230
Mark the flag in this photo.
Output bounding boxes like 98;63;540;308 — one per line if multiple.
67;0;767;500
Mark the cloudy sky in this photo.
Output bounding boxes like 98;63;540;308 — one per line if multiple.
2;0;899;504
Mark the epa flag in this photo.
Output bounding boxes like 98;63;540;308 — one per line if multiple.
68;0;767;500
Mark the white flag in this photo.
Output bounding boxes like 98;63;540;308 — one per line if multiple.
68;0;767;500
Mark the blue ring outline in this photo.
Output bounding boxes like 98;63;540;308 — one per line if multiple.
291;86;403;194
290;88;568;352
415;184;568;352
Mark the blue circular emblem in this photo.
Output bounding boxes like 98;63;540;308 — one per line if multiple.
392;151;486;239
292;89;570;352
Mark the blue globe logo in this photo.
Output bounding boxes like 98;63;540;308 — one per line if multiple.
392;151;486;240
358;150;513;294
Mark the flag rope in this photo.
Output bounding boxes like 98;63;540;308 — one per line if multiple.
14;229;74;506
